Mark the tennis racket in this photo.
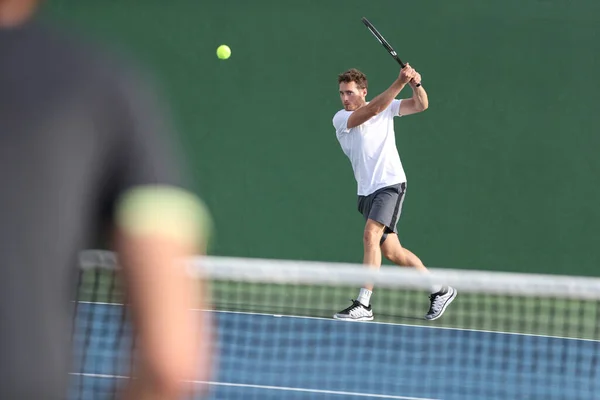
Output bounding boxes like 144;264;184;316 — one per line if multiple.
361;17;421;87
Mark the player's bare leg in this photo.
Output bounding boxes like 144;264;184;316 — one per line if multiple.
333;219;384;321
362;218;386;288
380;233;428;272
381;232;457;320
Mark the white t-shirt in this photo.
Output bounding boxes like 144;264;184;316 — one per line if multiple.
333;99;406;196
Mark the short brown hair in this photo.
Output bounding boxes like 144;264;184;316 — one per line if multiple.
338;68;368;90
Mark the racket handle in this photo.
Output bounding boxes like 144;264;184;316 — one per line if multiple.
398;60;422;87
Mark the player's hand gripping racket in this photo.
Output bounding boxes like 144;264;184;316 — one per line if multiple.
361;17;421;87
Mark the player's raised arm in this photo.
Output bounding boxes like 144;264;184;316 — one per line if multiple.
399;70;429;117
345;65;416;129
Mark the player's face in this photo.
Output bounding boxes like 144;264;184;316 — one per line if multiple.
339;82;366;111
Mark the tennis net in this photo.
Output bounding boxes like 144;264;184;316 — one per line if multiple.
71;250;600;400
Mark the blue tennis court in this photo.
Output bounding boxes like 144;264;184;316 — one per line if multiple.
70;303;600;400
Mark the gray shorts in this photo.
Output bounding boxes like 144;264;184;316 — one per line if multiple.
358;182;406;235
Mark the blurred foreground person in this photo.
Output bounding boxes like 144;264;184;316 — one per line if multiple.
0;1;213;399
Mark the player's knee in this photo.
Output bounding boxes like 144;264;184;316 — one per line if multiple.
363;229;382;248
381;246;394;261
383;247;407;265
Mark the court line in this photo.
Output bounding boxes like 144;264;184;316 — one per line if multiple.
211;310;600;343
69;373;437;400
75;302;600;343
202;381;438;399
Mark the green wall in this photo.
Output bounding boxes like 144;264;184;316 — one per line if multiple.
43;1;600;276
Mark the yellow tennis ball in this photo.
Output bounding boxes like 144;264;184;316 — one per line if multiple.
216;45;231;60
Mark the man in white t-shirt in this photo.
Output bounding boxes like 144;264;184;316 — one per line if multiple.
332;66;456;321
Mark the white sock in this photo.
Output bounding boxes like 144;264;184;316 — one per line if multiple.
430;284;443;294
357;288;372;306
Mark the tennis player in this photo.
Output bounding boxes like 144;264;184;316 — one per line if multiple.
332;66;457;321
0;1;212;399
